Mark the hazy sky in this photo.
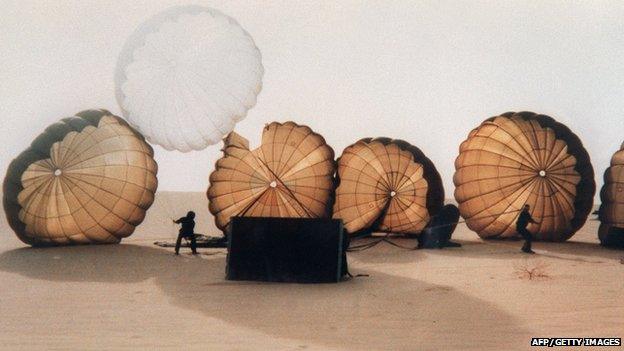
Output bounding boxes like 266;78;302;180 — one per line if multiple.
1;0;623;203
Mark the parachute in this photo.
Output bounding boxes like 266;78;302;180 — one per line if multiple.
115;5;264;152
332;138;444;236
454;111;595;241
207;122;335;231
3;110;158;246
598;142;624;247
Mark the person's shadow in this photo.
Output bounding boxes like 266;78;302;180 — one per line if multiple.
0;244;527;350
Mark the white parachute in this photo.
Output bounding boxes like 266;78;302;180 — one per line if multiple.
115;5;264;152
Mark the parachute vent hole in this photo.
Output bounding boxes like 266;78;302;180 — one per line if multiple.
538;170;546;177
53;169;62;176
269;181;277;188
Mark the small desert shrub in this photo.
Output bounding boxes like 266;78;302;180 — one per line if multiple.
513;260;550;280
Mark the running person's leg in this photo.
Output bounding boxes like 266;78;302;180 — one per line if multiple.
175;233;183;255
525;230;533;252
190;235;198;254
518;227;534;253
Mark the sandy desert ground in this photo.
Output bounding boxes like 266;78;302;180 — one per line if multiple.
0;191;622;350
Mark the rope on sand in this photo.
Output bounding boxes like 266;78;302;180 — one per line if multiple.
347;209;523;252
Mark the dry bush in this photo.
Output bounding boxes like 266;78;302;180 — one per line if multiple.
513;260;550;280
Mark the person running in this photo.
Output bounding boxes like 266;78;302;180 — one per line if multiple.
173;211;198;255
516;204;539;254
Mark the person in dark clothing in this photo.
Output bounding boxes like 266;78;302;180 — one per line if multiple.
173;211;197;255
517;204;539;254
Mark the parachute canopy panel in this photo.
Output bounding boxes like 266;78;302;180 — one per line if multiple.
454;111;595;242
3;110;158;246
598;142;624;246
332;138;444;236
207;122;335;231
115;5;264;152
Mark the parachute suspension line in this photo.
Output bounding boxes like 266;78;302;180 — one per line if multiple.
380;236;419;250
347;237;385;251
346;208;524;252
344;196;397;252
346;234;418;252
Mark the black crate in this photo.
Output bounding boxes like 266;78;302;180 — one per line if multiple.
226;217;347;283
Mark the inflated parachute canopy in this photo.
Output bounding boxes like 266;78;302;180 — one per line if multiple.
454;111;595;242
333;138;444;236
3;110;158;246
115;5;263;152
598;142;624;247
207;122;335;231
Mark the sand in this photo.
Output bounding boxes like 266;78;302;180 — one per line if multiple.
0;191;622;350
